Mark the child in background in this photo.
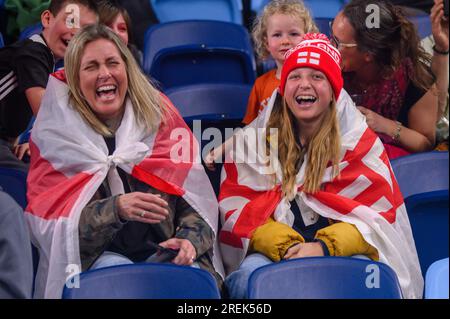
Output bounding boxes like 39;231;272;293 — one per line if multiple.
242;0;318;125
98;0;143;66
205;0;317;170
0;0;98;170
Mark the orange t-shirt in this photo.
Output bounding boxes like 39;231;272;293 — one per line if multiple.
242;69;280;125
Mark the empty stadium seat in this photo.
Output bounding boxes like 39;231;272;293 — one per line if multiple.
166;83;250;195
62;263;221;299
407;13;432;39
248;257;402;299
19;23;42;41
315;17;333;35
391;151;449;274
0;167;27;209
150;0;243;24
166;83;251;121
303;0;346;19
251;0;270;15
143;20;256;91
425;258;449;299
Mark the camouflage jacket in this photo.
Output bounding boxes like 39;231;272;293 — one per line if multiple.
78;167;223;288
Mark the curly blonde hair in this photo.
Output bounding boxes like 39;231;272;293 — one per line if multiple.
252;0;318;61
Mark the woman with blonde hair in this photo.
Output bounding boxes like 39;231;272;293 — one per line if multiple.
25;24;224;298
219;33;422;299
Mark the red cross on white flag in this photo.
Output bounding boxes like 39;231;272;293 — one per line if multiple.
297;51;321;65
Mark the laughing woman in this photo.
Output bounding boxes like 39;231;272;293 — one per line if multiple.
218;34;422;299
25;24;224;298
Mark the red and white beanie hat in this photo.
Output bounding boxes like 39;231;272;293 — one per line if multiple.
279;33;343;100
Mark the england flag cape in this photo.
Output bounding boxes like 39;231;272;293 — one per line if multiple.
218;89;423;298
25;71;225;298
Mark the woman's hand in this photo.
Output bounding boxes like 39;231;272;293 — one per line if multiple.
117;192;169;224
357;106;396;134
431;0;449;53
283;242;324;259
159;238;197;266
14;143;31;160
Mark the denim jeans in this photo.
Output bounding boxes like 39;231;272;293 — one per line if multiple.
90;251;200;270
225;253;371;299
225;253;273;299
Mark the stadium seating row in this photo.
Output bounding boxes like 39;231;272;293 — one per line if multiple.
10;13;433;92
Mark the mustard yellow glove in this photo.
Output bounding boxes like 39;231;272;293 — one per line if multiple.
250;217;305;262
315;222;379;261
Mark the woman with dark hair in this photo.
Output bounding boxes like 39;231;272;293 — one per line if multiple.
331;0;438;158
98;0;143;66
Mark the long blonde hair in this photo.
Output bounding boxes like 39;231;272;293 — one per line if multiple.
266;94;341;199
252;0;318;61
65;24;163;136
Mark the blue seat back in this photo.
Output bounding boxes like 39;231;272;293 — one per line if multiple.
251;0;270;15
248;257;402;299
0;31;4;47
166;83;251;121
425;258;449;299
62;263;221;299
151;0;242;24
166;83;250;195
303;0;346;19
315;17;333;35
0;167;27;209
391;152;449;274
407;13;432;39
391;152;448;199
143;20;256;91
19;23;43;41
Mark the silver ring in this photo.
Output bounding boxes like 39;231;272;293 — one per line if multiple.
140;211;147;218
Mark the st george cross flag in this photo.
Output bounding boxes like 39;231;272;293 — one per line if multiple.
218;89;423;298
25;71;224;298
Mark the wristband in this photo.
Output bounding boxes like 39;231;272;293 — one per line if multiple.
392;121;402;143
433;45;449;55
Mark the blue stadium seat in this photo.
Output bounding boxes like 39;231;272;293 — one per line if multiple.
251;0;270;15
150;0;242;24
425;258;449;299
303;0;346;19
166;83;250;196
315;17;333;35
391;151;449;274
248;257;402;299
0;167;27;209
407;13;432;39
0;31;4;47
166;83;251;121
143;20;256;91
62;263;221;299
19;23;43;41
